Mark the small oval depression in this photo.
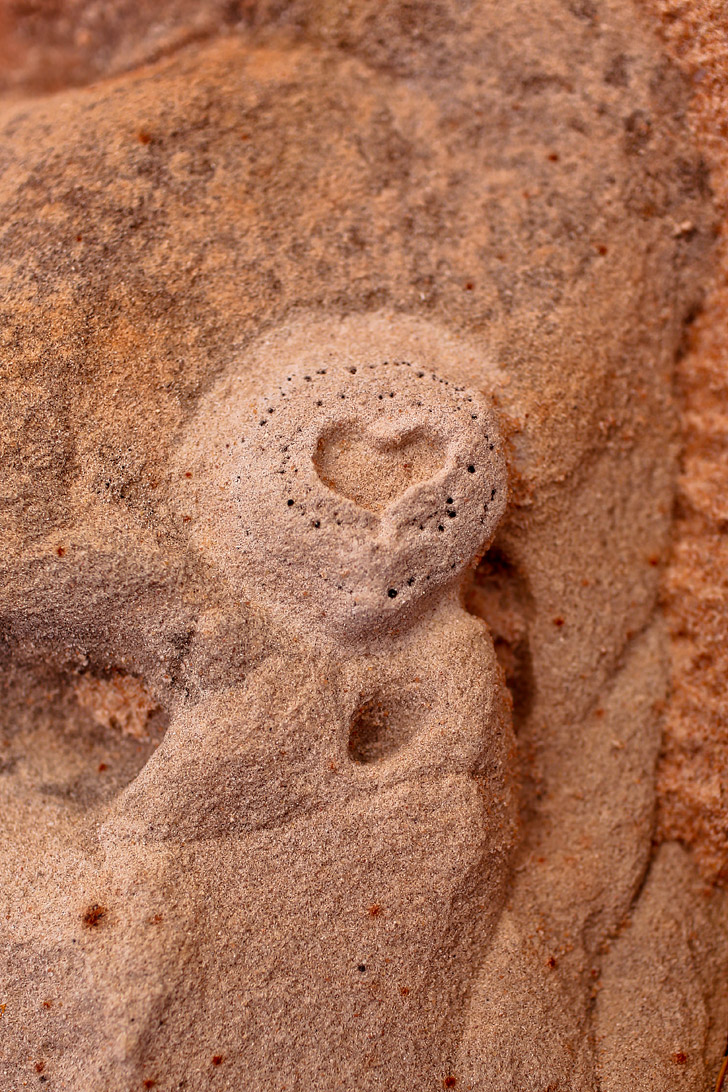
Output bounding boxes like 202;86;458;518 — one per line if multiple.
347;693;421;765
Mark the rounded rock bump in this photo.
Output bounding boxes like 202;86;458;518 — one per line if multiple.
188;354;507;642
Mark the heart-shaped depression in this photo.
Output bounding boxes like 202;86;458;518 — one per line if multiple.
312;422;446;515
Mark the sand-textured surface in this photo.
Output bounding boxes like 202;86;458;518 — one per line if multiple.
1;2;727;1089
637;0;728;888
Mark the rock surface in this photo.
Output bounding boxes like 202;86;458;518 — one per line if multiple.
639;0;728;893
1;2;726;1089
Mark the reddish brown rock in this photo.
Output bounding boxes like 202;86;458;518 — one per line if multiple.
641;0;728;891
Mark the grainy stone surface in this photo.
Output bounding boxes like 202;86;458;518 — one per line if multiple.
637;0;728;890
182;345;506;642
0;2;725;1089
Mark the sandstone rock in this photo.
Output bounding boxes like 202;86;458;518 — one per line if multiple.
0;2;725;1089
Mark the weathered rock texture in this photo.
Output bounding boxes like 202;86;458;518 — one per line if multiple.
1;2;726;1090
638;0;728;887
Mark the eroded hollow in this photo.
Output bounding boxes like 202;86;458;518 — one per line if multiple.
348;694;421;764
464;544;534;729
313;423;446;514
0;661;168;811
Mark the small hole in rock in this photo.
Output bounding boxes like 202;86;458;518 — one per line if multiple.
387;588;398;599
348;695;421;765
464;545;533;731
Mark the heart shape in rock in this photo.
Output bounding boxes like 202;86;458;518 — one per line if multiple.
313;423;447;514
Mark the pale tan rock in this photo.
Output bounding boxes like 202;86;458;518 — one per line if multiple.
180;337;506;642
0;3;725;1090
596;843;728;1092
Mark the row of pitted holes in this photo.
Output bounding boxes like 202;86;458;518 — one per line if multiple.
235;362;500;605
256;364;485;513
250;365;523;763
249;368;522;762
